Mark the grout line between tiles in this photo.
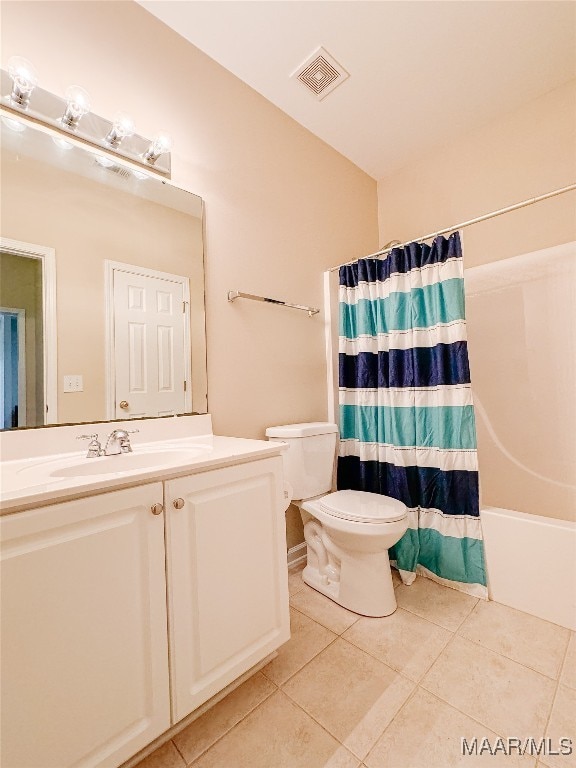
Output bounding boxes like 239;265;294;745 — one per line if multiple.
288;596;360;636
186;687;282;767
362;673;423;767
171;738;187;766
453;631;570;682
537;632;572;768
419;634;560;747
341;606;456;683
279;688;359;760
272;626;341;687
416;685;538;751
177;678;279;767
447;632;569;686
395;594;479;633
280;634;420;762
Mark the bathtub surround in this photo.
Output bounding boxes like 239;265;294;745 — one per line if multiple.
464;241;576;522
338;233;487;597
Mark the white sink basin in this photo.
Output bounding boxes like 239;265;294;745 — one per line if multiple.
16;445;211;481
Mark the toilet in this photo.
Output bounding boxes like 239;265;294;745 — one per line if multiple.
266;422;408;617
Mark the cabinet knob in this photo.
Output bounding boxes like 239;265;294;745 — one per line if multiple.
119;400;129;410
172;498;185;510
151;503;164;515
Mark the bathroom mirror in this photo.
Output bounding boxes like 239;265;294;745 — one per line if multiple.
0;117;207;429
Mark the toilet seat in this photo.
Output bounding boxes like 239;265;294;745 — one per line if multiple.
318;490;407;524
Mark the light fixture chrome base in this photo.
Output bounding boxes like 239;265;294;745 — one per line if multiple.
1;69;171;178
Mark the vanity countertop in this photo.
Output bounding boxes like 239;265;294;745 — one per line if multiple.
0;433;285;515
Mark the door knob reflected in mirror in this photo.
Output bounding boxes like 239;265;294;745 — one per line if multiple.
119;400;129;410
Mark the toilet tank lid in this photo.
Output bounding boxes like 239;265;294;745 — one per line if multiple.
265;422;338;438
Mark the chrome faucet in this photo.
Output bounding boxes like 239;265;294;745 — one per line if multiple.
77;434;103;458
103;429;138;456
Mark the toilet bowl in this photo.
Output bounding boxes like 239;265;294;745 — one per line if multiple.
266;423;408;617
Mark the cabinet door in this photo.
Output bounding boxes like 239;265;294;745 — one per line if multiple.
166;457;290;721
0;484;170;768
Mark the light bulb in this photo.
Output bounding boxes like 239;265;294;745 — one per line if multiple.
144;132;172;164
61;85;90;129
7;56;38;108
105;112;135;147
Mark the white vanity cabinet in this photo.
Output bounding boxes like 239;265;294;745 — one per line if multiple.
0;483;170;768
0;451;290;768
165;457;290;721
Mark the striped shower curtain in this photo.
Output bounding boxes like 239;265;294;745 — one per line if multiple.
337;232;487;598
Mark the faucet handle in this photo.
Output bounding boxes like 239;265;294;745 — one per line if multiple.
77;434;102;458
117;428;138;453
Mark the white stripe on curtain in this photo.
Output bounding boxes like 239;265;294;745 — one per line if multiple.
339;320;468;351
339;438;478;472
339;385;474;409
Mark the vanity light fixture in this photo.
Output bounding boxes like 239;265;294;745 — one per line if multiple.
7;56;38;108
1;59;172;177
105;112;135;147
144;132;172;165
61;85;91;130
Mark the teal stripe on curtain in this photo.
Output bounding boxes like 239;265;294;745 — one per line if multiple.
395;527;487;586
340;404;477;450
340;278;465;337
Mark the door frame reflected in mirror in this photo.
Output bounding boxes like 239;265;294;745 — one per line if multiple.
0;237;58;425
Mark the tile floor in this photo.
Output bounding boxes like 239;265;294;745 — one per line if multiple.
136;563;575;768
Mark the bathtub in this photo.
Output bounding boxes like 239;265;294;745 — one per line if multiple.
481;506;576;630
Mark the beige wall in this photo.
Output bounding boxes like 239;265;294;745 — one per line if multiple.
378;80;576;267
377;80;576;521
1;0;378;440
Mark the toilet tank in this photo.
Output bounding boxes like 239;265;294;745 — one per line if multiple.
265;422;338;501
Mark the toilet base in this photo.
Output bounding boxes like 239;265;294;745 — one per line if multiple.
302;549;398;618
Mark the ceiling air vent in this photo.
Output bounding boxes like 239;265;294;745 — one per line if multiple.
292;47;349;101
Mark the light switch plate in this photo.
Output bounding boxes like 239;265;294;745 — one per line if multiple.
63;375;83;393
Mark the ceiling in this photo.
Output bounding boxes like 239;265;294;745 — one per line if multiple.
138;1;576;180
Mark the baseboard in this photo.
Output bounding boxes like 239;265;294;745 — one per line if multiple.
287;541;307;568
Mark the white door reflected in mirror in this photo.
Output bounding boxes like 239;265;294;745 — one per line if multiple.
109;261;191;419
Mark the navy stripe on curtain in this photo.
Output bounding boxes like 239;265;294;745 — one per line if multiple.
340;234;462;287
339;342;472;389
337;455;479;517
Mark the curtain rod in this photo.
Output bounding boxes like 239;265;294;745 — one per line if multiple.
329;182;576;273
